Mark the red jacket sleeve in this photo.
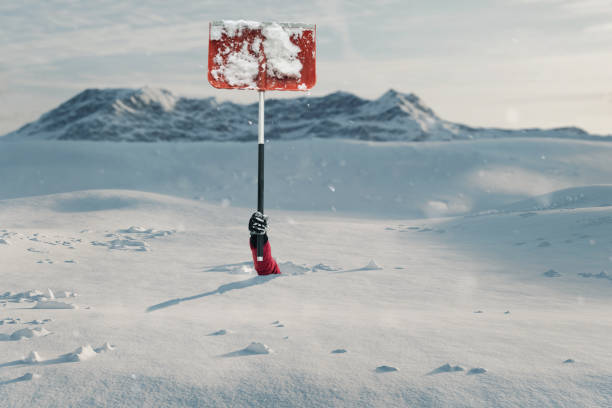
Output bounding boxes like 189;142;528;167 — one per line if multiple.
250;236;281;275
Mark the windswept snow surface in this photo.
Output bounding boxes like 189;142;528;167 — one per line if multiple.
2;138;612;218
1;137;612;406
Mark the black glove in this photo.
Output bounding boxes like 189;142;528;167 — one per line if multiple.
248;211;269;235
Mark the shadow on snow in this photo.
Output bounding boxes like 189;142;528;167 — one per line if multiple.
146;275;279;312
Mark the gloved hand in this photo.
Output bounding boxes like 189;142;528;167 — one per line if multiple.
248;211;269;235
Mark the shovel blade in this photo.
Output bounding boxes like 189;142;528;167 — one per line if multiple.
208;21;316;91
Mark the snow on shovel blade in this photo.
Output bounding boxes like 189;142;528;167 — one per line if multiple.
208;20;316;91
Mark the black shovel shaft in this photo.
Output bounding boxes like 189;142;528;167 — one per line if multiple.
257;143;264;260
256;91;265;261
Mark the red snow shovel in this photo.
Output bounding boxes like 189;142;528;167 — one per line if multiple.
207;21;316;260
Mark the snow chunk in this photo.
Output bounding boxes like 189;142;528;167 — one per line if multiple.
331;349;347;354
10;327;51;340
262;23;303;79
33;300;77;309
67;345;97;362
23;351;43;363
0;238;10;245
212;20;262;40
359;259;383;270
244;342;272;355
95;342;116;353
467;367;487;375
211;41;260;88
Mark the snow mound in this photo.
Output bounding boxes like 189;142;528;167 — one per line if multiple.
563;359;575;364
67;345;98;362
209;329;230;336
0;238;10;245
467;368;487;375
429;363;465;374
10;327;51;340
359;259;383;271
244;342;272;355
33;300;77;309
504;185;612;212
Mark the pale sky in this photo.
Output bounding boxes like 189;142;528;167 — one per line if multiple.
1;0;611;135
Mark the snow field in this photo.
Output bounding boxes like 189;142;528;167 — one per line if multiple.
0;137;612;406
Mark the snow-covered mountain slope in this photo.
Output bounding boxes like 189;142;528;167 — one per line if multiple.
1;189;611;407
2;87;608;142
2;138;612;218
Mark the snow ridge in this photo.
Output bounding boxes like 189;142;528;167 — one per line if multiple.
3;88;608;142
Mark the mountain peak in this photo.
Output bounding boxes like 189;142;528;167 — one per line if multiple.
2;87;604;142
376;89;436;117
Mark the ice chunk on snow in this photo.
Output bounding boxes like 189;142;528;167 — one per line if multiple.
67;345;97;362
0;238;10;245
33;300;77;309
244;342;272;355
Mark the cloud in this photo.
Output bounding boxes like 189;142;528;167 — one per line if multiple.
584;22;612;32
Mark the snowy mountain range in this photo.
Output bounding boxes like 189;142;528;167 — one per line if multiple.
2;87;607;142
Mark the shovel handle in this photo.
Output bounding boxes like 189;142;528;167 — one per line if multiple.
257;91;265;261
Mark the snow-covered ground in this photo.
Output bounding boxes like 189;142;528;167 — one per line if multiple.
1;138;612;407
